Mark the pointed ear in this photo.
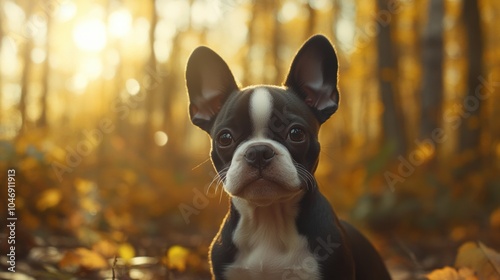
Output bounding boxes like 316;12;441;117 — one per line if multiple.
284;35;340;124
186;46;238;132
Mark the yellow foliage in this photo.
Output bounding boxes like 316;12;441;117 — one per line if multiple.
118;243;135;262
80;197;100;213
490;208;500;229
20;157;39;172
59;247;108;271
36;188;62;211
164;245;191;272
455;242;500;280
75;179;96;194
92;239;117;258
427;266;477;280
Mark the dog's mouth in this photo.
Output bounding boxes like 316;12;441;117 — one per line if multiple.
232;176;302;204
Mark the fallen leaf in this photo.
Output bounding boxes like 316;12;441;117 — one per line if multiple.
92;239;117;258
164;245;190;272
427;266;478;280
457;267;478;279
427;266;463;280
37;189;62;211
118;243;135;262
490;208;500;229
75;179;96;194
455;241;500;280
59;247;108;271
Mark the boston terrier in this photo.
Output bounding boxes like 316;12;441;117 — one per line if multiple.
186;35;391;280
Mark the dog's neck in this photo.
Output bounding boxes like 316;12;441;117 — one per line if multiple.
225;193;320;280
231;194;304;251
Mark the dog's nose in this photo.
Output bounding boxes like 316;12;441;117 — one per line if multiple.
244;145;275;169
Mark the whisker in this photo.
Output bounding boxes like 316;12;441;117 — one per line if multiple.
218;172;228;203
206;174;221;196
219;182;225;203
295;163;315;190
206;167;229;196
191;157;211;171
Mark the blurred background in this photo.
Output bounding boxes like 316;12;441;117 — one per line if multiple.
0;0;499;279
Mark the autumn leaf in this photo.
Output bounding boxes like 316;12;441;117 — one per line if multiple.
92;239;118;259
59;247;108;271
455;241;500;280
36;188;62;211
490;208;500;229
118;242;136;262
427;266;478;280
164;245;191;272
75;178;96;194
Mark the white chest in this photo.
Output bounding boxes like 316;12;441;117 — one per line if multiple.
224;199;320;280
224;237;320;280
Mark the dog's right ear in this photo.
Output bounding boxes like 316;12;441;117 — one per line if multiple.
186;47;238;133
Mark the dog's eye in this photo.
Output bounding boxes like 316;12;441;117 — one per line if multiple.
289;127;306;142
218;131;233;147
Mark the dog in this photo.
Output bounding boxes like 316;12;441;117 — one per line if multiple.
186;35;391;280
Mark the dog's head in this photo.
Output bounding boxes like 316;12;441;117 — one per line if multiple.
186;35;339;205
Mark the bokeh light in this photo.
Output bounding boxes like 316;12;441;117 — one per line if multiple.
73;18;107;52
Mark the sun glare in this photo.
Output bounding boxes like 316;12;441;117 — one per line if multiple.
108;9;132;38
73;18;107;52
154;131;169;146
57;1;77;22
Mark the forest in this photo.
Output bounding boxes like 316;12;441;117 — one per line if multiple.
0;0;499;279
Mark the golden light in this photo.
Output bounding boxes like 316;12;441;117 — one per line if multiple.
73;18;107;52
191;0;223;28
56;1;77;22
154;131;169;146
126;79;141;96
108;9;132;38
67;73;88;94
278;1;299;23
31;48;46;64
80;57;103;80
1;38;20;78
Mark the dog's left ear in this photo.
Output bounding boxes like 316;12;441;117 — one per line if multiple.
284;35;340;124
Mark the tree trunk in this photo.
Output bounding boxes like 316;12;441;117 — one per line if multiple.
271;0;282;84
144;0;158;150
0;0;3;115
38;9;52;128
376;0;406;156
305;1;316;38
242;1;258;86
419;0;444;165
19;5;34;136
458;0;483;168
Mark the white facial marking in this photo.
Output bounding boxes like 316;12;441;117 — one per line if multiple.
250;88;273;138
223;87;302;199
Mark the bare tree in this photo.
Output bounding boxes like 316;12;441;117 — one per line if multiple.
19;4;34;135
305;0;316;39
143;0;159;150
242;1;258;86
271;0;282;84
458;0;484;168
419;0;444;163
376;0;407;156
0;0;3;114
38;7;51;128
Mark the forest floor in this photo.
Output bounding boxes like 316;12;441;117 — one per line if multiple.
1;225;499;280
